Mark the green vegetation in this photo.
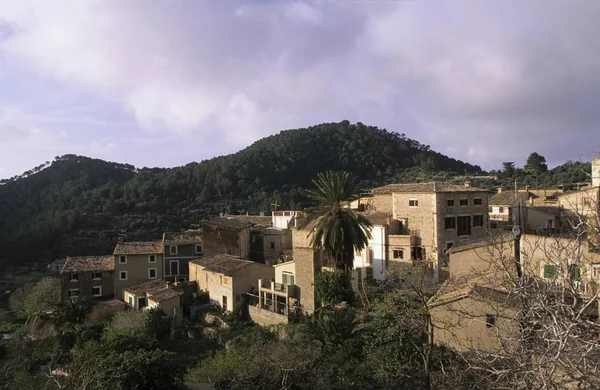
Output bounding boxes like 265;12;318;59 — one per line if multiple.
0;121;482;272
303;171;373;272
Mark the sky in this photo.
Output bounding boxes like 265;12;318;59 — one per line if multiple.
0;0;599;179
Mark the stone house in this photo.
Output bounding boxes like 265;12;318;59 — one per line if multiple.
189;254;273;313
370;182;490;282
60;255;114;302
113;241;164;299
162;230;203;282
201;218;251;259
123;279;183;318
291;222;324;313
488;190;530;226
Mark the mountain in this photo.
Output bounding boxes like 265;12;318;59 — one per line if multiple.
0;121;483;271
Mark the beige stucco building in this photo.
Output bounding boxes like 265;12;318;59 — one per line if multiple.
113;241;164;299
189;254;273;313
123;279;183;318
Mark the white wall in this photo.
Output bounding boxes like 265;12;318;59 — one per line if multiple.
353;225;387;280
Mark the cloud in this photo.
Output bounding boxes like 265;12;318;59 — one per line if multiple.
1;0;600;178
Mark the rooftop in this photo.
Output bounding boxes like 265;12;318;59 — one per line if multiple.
427;274;512;308
362;212;392;226
190;254;262;275
114;241;163;255
124;279;182;302
203;217;253;230
488;191;529;206
225;215;273;227
163;230;203;244
61;255;114;273
449;233;513;254
371;182;487;195
528;206;565;217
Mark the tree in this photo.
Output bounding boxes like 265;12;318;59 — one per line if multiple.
302;171;373;273
502;162;516;177
22;277;61;324
524;152;548;174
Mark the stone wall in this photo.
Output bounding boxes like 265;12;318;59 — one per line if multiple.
371;193;393;213
248;305;288;326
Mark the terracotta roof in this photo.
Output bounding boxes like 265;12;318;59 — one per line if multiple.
190;254;263;276
362;212;392;226
163;230;203;244
371;182;487;195
427;274;512;308
225;215;273;227
114;241;163;255
203;217;253;230
61;255;114;273
488;192;528;206
124;280;182;302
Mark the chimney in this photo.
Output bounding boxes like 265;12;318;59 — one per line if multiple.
497;187;503;194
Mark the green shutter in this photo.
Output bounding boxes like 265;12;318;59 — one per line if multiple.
290;275;295;285
282;273;288;285
544;264;557;279
571;265;581;281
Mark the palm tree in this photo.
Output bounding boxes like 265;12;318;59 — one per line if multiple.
303;171;373;272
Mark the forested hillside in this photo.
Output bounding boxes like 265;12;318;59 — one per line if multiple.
0;121;484;271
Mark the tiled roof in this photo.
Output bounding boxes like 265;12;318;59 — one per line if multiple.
203;217;253;230
61;255;114;273
488;192;528;206
163;230;203;244
124;279;183;302
190;254;261;276
427;274;512;308
371;182;487;195
362;212;392;226
225;215;273;227
114;241;163;255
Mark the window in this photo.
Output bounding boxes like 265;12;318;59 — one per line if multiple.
222;295;228;312
570;265;581;281
69;289;80;298
473;215;484;227
70;273;79;282
195;244;203;254
393;249;404;259
447;199;454;207
498;207;504;213
460;199;468;206
409;199;419;207
444;217;456;230
149;268;157;279
486;314;497;328
446;242;454;252
120;271;127;280
270;242;275;249
138;297;147;308
119;255;127;264
282;272;295;285
227;248;232;255
457;216;472;236
92;286;102;297
148;255;156;263
543;264;557;279
128;295;133;306
411;247;426;260
474;198;482;206
546;219;554;229
593;266;600;279
92;272;101;280
169;245;178;255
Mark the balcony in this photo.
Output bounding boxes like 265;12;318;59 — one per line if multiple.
258;279;297;298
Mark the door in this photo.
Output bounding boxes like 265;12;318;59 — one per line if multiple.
222;295;228;312
170;260;179;276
